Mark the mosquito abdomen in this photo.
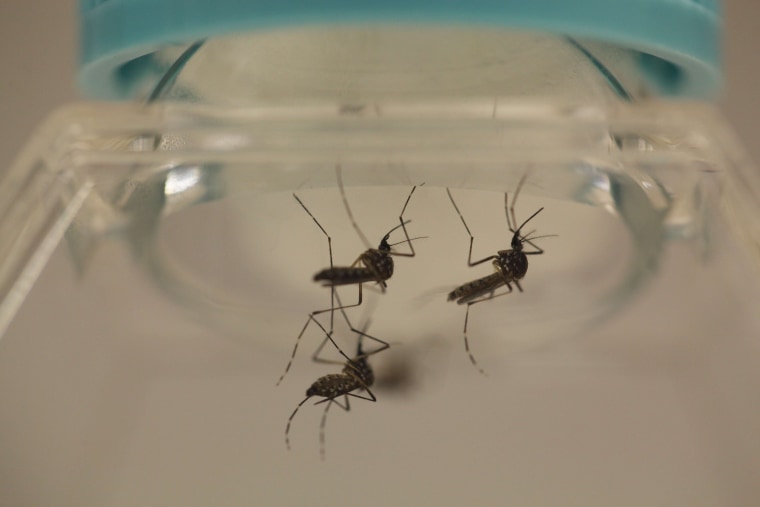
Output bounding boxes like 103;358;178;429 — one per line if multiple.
447;272;504;304
313;250;394;286
313;267;381;286
307;374;362;399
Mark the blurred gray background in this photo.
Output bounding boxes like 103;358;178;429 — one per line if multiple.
0;0;759;172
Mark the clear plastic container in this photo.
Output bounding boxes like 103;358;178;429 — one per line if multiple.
2;22;760;507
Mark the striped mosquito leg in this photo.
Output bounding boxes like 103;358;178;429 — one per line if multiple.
293;192;337;333
285;396;311;450
276;313;352;386
463;302;488;377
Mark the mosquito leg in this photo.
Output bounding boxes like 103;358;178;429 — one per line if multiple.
332;395;351;411
319;399;333;461
446;188;499;267
518;228;547;255
523;238;546;255
335;291;390;357
305;314;352;363
294;192;337;334
463;302;487;377
346;388;377;402
318;396;351;461
312;283;364;314
390;184;422;257
285;396;311;450
311;330;349;366
276;318;313;385
337;164;372;250
277;313;352;385
508;170;531;233
462;284;515;376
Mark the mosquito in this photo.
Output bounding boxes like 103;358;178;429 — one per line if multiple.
276;165;422;385
285;295;388;460
312;164;421;294
446;172;553;375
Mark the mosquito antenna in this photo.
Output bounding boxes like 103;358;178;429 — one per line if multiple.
387;235;428;248
520;230;556;253
337;164;372;250
521;233;558;243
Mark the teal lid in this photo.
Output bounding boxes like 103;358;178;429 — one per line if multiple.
79;0;722;99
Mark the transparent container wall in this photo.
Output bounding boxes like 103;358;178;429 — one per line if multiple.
2;29;760;506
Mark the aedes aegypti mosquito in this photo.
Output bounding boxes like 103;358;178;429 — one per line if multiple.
276;165;422;385
446;172;553;375
285;294;388;460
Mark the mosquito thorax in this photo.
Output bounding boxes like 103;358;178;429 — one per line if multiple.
360;363;375;386
513;251;529;279
347;357;374;385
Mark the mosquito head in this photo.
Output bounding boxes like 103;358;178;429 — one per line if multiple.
378;219;412;251
511;207;544;250
379;234;392;252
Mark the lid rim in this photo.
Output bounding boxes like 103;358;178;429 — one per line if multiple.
78;0;722;99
